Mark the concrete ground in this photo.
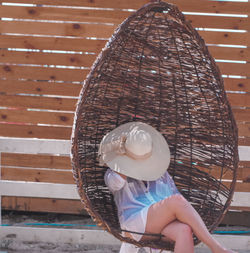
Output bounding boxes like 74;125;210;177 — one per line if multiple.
1;211;249;253
0;241;249;253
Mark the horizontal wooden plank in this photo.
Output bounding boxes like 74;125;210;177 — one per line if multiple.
231;182;250;192
239;145;250;161
1;180;249;207
1;82;250;106
1;153;71;170
2;0;250;14
1;6;249;30
237;122;250;138
0;123;72;139
228;93;250;107
0;124;248;143
1;138;249;159
0;64;248;86
1;92;250;112
239;137;250;146
188;15;250;31
0;79;82;97
1;54;249;78
2;152;248;181
0;138;71;155
0;34;107;52
208;47;250;62
2;196;84;214
232;108;250;122
0;6;128;24
0;109;74;126
198;30;250;46
0;94;77;111
212;167;250;182
0;118;249;141
0;24;249;48
217;62;250;77
224;78;250;93
0;21;115;38
229;206;250;212
1;51;249;77
0;180;79;199
3;78;249;98
1;34;249;62
2;166;248;186
2;197;249;215
0;50;96;67
1;167;74;184
2;153;249;173
0;65;88;82
222;211;250;227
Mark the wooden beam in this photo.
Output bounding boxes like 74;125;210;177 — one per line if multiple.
0;65;89;82
1;51;249;77
0;50;96;67
0;109;74;126
2;0;250;14
1;167;74;184
232;108;250;122
228;93;250;108
0;138;71;155
222;211;250;227
1;196;85;214
0;21;115;38
1;137;249;158
209;47;250;62
239;137;250;147
224;78;250;93
0;181;79;199
0;34;107;52
0;94;77;111
0;6;128;25
0;124;72;139
1;180;249;207
0;93;250;113
1;153;71;170
217;62;250;77
198;30;249;46
1;5;249;30
0;79;82;97
0;120;249;140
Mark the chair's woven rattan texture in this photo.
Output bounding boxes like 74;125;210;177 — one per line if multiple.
71;1;239;250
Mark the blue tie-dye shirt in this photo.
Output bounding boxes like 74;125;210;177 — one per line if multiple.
104;168;180;241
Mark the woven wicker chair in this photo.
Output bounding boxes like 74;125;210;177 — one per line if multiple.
71;1;239;251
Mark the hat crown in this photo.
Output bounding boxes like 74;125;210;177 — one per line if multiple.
125;126;152;157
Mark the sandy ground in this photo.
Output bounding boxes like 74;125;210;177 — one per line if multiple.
1;211;249;253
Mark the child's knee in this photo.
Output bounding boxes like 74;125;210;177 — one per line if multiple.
178;223;193;237
166;194;189;210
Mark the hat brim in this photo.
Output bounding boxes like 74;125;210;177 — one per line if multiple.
100;122;170;181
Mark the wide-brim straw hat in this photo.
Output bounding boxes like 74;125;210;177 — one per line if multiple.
98;122;170;181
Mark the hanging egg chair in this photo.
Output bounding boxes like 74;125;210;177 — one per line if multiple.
71;0;239;251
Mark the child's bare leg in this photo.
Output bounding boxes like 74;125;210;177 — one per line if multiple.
161;220;194;253
145;194;236;253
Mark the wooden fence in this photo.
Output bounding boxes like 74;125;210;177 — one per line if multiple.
0;0;250;216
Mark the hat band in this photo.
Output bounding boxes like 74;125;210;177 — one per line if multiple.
124;147;152;160
99;135;152;165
